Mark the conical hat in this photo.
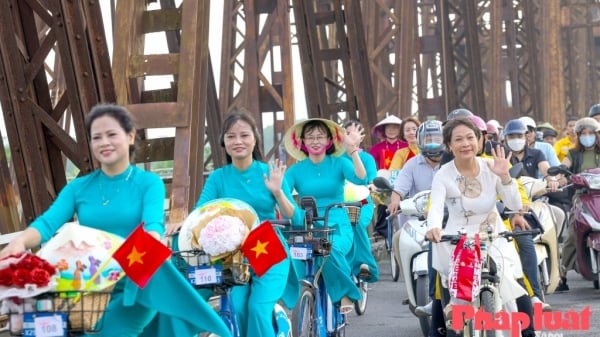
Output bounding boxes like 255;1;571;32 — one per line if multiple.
283;118;345;161
372;115;403;138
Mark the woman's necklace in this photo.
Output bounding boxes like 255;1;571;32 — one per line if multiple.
100;166;133;206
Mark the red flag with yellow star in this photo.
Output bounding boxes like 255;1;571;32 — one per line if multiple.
240;221;287;277
112;224;171;288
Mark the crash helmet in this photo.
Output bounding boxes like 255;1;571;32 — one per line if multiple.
417;120;444;158
446;108;474;121
468;115;487;132
588;104;600;118
518;116;536;130
504;119;528;136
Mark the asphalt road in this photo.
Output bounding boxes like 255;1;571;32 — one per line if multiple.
345;260;600;337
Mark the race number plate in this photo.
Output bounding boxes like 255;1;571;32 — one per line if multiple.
290;243;313;260
187;264;222;286
23;312;67;337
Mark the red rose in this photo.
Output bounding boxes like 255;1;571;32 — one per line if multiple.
0;268;13;286
13;268;32;287
30;268;50;287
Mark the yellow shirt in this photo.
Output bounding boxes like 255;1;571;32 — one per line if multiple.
389;144;419;170
554;136;574;162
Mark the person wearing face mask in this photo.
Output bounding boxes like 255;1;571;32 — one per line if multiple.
554;117;600;292
504;119;557;180
386;120;446;336
518;117;561;175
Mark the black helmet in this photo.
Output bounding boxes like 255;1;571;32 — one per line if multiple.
503;119;528;136
588;104;600;118
446;108;474;121
417;120;444;158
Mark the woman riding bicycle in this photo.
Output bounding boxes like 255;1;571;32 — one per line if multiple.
284;118;366;314
425;117;536;337
166;110;303;337
0;104;229;337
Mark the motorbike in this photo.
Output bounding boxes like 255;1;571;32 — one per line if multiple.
519;176;564;297
373;177;430;337
548;165;600;289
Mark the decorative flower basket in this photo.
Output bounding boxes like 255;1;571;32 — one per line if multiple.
4;287;112;336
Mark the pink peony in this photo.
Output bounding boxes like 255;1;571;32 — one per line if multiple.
198;215;248;256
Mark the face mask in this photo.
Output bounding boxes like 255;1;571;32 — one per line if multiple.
507;138;526;152
579;135;597;148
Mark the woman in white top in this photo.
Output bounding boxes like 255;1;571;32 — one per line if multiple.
425;117;536;337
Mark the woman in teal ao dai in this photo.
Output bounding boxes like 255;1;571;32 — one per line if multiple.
168;111;303;337
342;120;379;283
284;118;367;313
0;104;230;337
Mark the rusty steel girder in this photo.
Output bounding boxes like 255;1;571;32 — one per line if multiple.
0;0;113;229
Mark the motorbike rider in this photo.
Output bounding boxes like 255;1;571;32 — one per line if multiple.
504;119;559;310
554;117;600;291
519;116;561;174
386;120;444;336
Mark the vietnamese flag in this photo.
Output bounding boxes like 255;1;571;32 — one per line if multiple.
240;221;287;277
113;224;171;288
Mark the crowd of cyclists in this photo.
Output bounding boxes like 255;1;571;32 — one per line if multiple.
1;102;599;337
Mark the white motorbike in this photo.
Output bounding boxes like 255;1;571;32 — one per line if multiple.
520;176;564;297
396;190;431;337
373;176;430;337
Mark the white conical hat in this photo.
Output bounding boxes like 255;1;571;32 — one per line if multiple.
372;115;403;137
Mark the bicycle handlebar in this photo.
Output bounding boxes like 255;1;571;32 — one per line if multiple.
438;229;541;244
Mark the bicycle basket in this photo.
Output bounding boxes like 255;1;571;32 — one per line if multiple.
346;206;361;226
172;249;250;288
281;227;333;258
5;287;112;336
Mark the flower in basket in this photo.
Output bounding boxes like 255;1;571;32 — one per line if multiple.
0;253;58;301
178;198;259;262
197;215;249;256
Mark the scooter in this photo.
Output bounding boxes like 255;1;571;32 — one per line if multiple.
520;176;564;297
373;177;430;337
548;165;600;289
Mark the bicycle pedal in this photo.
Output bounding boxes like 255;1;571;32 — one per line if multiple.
401;298;409;305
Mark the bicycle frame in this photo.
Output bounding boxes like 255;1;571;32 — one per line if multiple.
289;200;363;337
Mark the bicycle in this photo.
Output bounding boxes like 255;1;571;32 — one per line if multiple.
173;218;293;337
345;204;369;315
437;227;539;337
284;197;364;337
172;249;250;337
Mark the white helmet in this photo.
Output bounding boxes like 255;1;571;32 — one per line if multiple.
519;116;536;130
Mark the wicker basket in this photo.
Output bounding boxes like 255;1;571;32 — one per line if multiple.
52;290;111;332
7;288;112;336
346;206;361;226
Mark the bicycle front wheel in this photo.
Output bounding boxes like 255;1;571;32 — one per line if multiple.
354;279;368;315
292;286;317;337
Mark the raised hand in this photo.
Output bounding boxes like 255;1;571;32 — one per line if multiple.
343;122;363;153
264;159;286;194
486;145;511;179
